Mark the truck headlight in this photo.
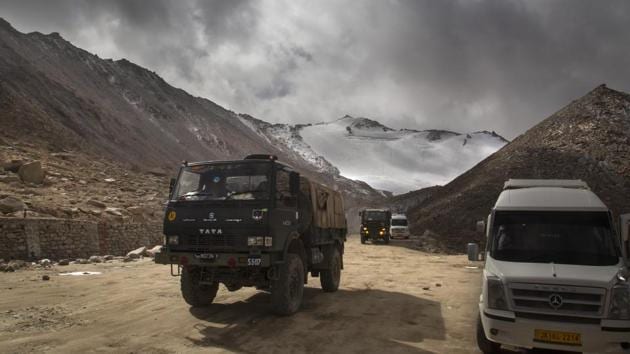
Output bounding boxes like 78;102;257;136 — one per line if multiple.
609;284;630;320
487;277;509;311
167;235;179;245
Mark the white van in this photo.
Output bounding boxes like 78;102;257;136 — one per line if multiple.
473;179;630;354
390;214;410;239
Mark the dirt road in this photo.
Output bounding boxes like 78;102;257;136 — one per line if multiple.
0;236;484;353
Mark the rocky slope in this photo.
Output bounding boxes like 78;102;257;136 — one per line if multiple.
407;85;630;252
0;18;388;220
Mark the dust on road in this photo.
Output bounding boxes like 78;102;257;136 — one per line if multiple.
0;236;483;353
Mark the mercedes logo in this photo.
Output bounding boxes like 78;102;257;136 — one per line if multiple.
548;294;563;309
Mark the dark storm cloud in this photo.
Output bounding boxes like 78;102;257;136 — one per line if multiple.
1;0;629;138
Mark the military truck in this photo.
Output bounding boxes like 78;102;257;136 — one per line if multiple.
359;209;392;244
154;155;347;315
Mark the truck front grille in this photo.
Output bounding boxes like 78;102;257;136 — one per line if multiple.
509;283;606;317
184;235;240;250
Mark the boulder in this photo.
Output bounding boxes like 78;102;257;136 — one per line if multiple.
123;256;135;262
87;199;106;208
5;260;27;272
89;256;103;263
146;245;163;257
105;207;123;217
58;259;70;266
103;255;114;261
0;196;26;214
126;246;146;259
17;161;45;184
39;259;52;267
76;258;90;264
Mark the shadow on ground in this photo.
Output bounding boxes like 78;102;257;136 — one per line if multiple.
187;287;445;353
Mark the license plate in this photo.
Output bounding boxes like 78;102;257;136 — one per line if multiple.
534;329;581;346
195;253;218;260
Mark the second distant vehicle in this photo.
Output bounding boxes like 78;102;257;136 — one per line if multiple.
359;209;392;244
390;213;410;239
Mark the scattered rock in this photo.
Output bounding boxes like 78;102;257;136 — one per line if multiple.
42;275;50;281
75;258;90;264
5;260;27;272
58;259;70;266
105;207;123;216
88;255;103;263
103;255;114;261
146;245;162;257
422;287;430;291
436;283;442;287
0;174;20;183
2;159;24;173
17;161;45;184
0;196;27;214
104;178;116;183
126;246;146;259
123;256;135;262
87;199;106;208
39;259;52;267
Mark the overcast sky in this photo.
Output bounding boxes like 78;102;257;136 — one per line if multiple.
2;0;629;139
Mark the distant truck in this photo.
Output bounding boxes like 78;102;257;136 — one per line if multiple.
155;155;347;315
359;209;391;244
471;179;630;354
390;213;410;239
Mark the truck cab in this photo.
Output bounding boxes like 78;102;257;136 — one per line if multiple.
474;179;630;353
390;213;410;239
155;155;347;315
359;209;392;244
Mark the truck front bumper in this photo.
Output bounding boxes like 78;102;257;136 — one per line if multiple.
480;307;630;353
155;250;272;268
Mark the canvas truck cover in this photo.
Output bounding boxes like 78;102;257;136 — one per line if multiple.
300;178;346;229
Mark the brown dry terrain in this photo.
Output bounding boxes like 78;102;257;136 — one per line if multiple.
0;236;484;354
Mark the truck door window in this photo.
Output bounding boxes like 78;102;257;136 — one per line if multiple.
276;168;296;206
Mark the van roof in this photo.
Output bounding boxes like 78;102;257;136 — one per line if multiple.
391;214;407;219
495;187;608;211
503;179;589;190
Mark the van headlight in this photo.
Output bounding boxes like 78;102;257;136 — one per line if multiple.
167;235;179;245
487;277;509;311
609;284;630;320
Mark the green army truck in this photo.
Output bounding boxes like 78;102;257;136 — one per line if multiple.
155;154;347;315
359;209;392;244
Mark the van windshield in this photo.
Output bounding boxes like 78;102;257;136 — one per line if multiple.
491;211;620;266
391;219;408;226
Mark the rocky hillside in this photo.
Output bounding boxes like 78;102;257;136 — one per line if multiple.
407;85;630;252
0;18;389;220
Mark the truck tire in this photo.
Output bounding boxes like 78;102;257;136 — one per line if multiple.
476;314;501;354
384;233;390;244
320;247;341;292
360;235;366;244
271;253;304;316
181;267;219;307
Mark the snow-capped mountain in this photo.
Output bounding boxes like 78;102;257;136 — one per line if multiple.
240;114;508;194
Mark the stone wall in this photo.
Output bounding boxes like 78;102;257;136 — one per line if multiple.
0;217;163;260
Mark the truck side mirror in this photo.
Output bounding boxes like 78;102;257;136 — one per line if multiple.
289;172;300;195
169;177;176;198
476;220;485;233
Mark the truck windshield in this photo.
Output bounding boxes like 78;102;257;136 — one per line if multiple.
364;211;386;221
391;219;408;226
491;211;620;266
173;162;271;201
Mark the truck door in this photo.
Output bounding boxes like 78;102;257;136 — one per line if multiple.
271;167;298;249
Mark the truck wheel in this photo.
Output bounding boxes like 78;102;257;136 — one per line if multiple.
320;247;341;292
360;235;366;244
181;267;219;307
384;233;390;244
477;314;501;354
271;253;304;316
